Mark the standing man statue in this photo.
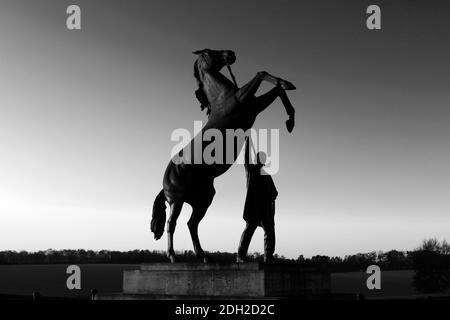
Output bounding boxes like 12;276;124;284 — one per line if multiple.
237;136;278;263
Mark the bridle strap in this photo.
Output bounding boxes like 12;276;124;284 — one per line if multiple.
227;65;238;88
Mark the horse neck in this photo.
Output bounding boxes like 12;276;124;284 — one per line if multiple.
202;70;236;106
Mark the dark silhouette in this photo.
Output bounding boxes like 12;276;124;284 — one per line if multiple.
0;249;414;268
1;239;448;282
378;250;409;270
90;288;98;300
150;49;296;263
411;239;450;293
237;137;278;263
32;291;41;301
0;249;238;265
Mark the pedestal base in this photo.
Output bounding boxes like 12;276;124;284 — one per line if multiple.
98;262;330;299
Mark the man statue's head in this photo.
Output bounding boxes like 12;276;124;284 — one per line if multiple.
257;152;267;167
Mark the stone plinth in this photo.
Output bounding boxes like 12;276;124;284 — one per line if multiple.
112;263;330;299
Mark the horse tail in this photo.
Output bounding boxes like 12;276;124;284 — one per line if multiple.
151;189;167;240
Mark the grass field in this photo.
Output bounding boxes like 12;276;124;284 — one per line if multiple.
331;270;419;298
0;264;426;299
0;264;137;298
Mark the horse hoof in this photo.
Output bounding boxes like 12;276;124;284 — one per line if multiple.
168;255;180;263
286;118;295;133
236;256;248;263
203;255;215;264
281;81;296;90
264;256;276;264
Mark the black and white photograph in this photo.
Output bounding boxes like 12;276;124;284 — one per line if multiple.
0;0;449;316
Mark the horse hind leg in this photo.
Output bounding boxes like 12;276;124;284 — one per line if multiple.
188;205;214;264
166;201;183;263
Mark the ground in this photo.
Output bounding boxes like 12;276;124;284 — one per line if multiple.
0;264;435;299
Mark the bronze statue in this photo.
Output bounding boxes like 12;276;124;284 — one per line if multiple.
151;49;295;263
237;137;278;263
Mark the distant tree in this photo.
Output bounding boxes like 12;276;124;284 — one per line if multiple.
419;238;441;252
310;255;331;271
411;238;450;293
379;250;410;270
442;240;450;255
343;252;377;271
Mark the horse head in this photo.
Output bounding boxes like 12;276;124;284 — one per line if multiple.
193;49;237;115
193;49;236;71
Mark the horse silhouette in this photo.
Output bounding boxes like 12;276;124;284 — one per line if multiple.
151;49;295;263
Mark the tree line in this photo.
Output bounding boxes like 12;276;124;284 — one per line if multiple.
1;238;448;293
0;238;448;272
0;248;418;269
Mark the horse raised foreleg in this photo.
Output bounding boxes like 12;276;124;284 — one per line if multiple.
254;87;280;114
188;206;215;263
262;73;296;91
235;71;267;104
278;89;295;133
254;86;295;133
166;201;183;263
236;71;296;105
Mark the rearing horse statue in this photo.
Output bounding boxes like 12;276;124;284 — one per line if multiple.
151;49;296;263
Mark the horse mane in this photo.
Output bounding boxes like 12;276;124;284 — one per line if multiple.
194;60;211;116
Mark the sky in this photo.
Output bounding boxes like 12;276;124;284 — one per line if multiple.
0;0;449;258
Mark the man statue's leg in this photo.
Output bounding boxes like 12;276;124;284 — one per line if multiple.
263;223;275;263
237;222;257;263
262;203;276;263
